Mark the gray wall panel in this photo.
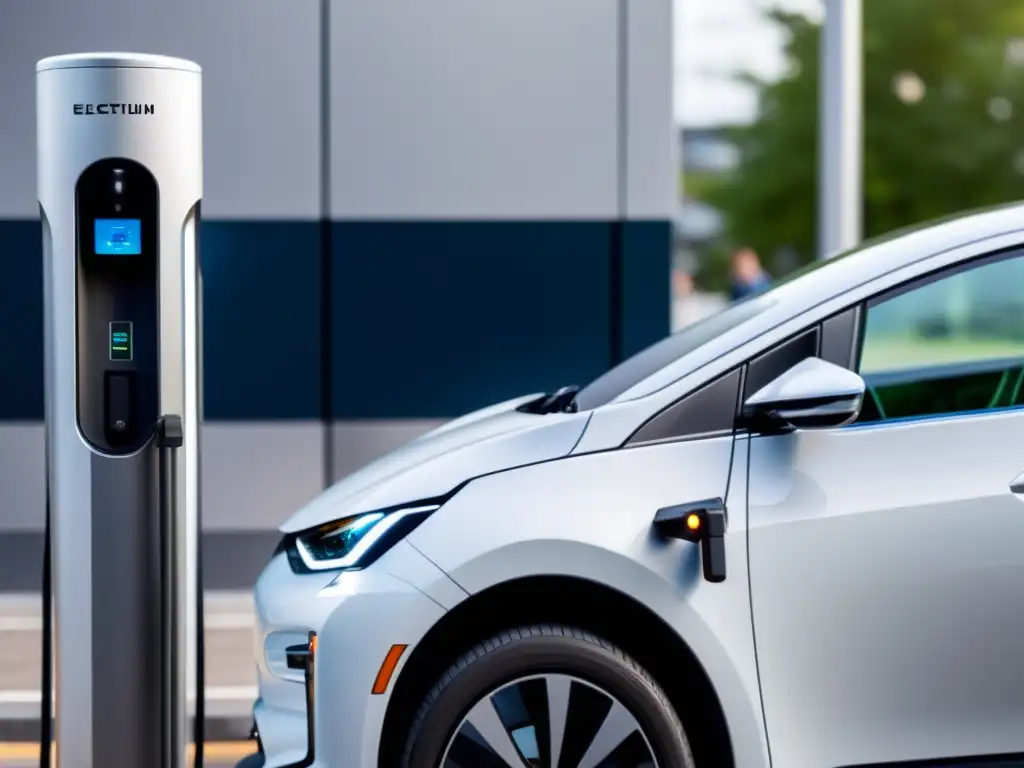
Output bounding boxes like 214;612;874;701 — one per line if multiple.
201;423;324;531
0;424;45;532
329;0;620;219
0;0;319;218
625;0;677;219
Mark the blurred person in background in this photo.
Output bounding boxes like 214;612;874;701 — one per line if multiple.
671;256;728;330
728;246;771;302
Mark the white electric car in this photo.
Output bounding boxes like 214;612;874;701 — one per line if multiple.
246;203;1024;768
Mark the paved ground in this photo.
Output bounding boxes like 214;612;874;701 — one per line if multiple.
0;592;258;741
0;742;258;767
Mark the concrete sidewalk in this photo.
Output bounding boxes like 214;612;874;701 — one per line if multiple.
0;592;257;741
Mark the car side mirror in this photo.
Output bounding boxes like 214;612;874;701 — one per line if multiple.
743;356;865;432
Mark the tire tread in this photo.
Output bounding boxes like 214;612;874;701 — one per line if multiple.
400;623;691;767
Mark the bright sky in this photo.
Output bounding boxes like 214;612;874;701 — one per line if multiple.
674;0;823;126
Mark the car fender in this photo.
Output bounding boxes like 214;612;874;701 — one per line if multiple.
407;441;771;767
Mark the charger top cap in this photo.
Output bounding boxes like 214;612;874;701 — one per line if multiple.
37;51;201;73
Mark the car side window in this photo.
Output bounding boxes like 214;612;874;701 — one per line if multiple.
856;251;1024;424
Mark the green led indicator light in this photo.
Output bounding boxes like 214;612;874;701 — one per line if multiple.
109;321;133;362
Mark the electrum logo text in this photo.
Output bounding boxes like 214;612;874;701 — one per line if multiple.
73;103;155;115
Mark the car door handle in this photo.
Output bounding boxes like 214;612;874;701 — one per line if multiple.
1010;471;1024;495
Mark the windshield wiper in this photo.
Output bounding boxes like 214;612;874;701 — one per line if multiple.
519;385;580;414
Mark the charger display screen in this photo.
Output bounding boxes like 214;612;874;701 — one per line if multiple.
109;321;133;361
95;218;142;255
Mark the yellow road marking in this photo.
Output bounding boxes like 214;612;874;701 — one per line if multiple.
0;741;256;760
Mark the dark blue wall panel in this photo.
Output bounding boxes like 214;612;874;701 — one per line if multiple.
331;221;615;419
620;221;672;359
200;221;321;420
0;221;44;420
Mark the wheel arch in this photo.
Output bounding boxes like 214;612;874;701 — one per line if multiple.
378;574;735;768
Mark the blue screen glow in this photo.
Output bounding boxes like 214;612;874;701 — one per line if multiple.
94;218;141;255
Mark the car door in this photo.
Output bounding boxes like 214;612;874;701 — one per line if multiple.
747;247;1024;768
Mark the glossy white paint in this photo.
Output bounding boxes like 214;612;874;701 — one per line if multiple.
252;540;466;768
749;409;1024;766
280;406;589;534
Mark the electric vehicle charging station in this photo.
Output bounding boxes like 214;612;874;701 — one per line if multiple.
37;52;204;768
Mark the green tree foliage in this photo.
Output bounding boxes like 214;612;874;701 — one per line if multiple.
707;0;1024;279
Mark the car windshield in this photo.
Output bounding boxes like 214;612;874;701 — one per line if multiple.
573;295;772;411
573;252;850;412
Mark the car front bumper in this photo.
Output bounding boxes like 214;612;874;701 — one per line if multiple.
252;540;463;768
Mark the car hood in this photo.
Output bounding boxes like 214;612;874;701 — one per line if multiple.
279;393;590;533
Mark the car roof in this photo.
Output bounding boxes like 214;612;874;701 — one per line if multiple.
620;201;1024;402
788;200;1024;292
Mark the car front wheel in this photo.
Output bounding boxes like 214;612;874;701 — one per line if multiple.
401;624;695;768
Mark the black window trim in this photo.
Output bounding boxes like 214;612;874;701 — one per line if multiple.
821;304;862;372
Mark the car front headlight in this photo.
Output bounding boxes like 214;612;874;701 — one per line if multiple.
292;504;440;572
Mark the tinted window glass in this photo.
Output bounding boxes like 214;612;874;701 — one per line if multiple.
626;368;742;445
857;252;1024;423
574;296;771;411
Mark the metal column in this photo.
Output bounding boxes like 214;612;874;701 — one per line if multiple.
819;0;863;258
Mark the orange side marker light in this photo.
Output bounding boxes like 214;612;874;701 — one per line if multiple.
371;644;409;695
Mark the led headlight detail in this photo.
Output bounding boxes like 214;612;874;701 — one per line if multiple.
294;504;440;571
